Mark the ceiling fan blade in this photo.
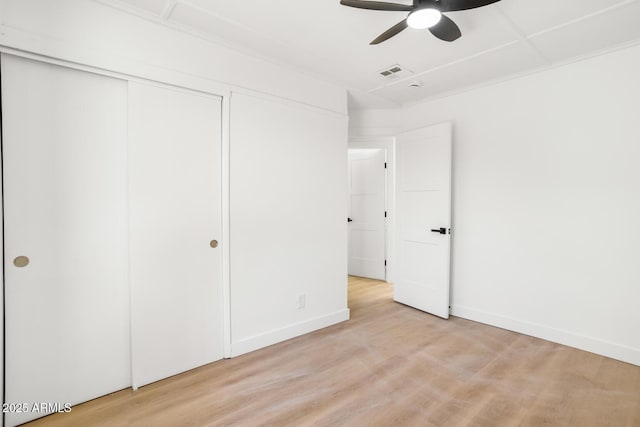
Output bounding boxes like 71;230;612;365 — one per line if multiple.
340;0;413;12
429;15;461;42
370;19;408;44
439;0;501;12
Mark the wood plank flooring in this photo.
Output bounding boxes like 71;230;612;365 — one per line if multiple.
26;276;640;426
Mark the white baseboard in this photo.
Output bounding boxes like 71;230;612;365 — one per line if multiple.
230;309;350;357
451;305;640;367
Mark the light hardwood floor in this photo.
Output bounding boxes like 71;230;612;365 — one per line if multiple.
26;276;640;426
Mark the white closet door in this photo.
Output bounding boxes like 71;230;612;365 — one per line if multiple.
128;82;224;388
2;54;130;426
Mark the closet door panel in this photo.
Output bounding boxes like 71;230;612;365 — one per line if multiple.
128;82;224;388
2;54;130;426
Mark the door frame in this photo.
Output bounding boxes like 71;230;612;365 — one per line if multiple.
0;49;233;409
349;136;396;283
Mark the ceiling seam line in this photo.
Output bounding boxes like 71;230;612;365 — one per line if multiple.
367;40;519;93
493;4;551;65
162;0;178;20
527;0;638;39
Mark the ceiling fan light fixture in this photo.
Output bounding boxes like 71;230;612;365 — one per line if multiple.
407;8;442;29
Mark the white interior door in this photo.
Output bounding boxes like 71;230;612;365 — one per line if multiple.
348;149;386;280
128;82;224;388
2;54;131;426
394;123;452;319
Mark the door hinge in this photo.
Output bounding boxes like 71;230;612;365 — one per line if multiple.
384;260;387;266
384;162;387;169
384;211;387;218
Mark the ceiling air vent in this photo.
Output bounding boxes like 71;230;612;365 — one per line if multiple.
378;64;413;79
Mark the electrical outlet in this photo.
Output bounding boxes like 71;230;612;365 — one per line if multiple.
297;294;306;310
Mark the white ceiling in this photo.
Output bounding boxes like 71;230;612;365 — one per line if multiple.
99;0;640;109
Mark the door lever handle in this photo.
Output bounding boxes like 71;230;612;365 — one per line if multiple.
431;228;446;235
348;218;353;222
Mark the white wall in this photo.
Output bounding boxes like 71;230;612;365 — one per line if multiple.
349;109;401;138
0;0;346;114
351;44;640;366
0;0;349;370
230;93;349;356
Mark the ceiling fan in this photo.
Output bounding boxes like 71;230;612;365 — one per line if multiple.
340;0;501;45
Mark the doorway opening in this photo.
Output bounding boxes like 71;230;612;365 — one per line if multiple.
348;123;452;320
348;148;388;281
347;136;396;292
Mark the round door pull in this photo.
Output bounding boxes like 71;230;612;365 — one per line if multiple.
210;240;219;248
14;256;30;268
